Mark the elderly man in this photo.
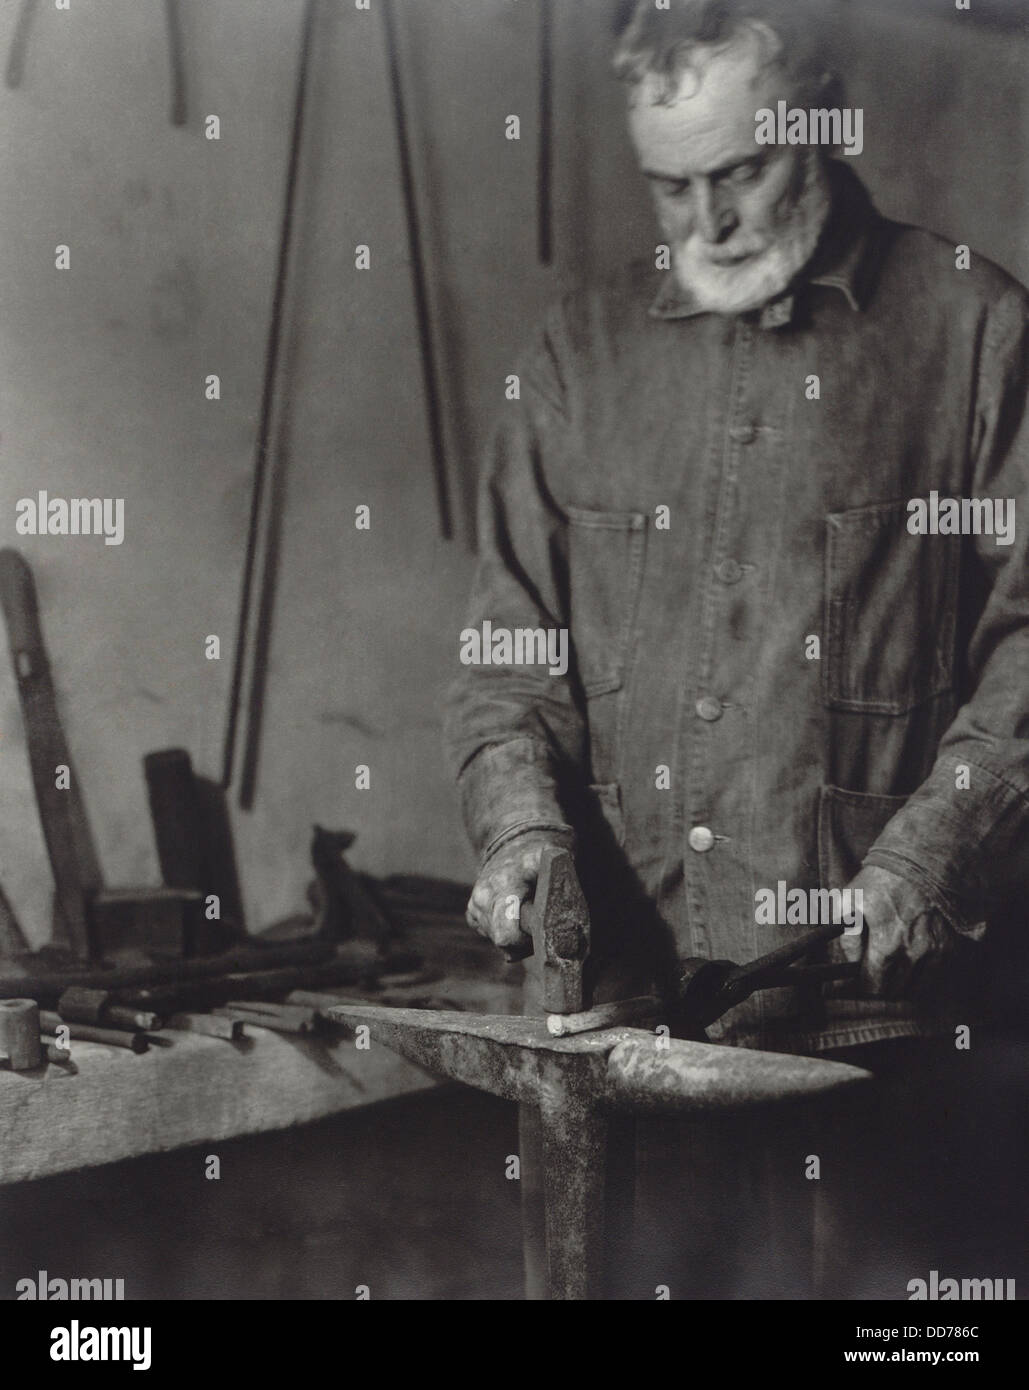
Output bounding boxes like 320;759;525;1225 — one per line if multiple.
445;0;1029;1295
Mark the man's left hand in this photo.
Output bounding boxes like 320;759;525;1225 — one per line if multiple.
837;864;972;999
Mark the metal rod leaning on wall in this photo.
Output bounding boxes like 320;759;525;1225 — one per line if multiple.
0;879;30;959
222;0;318;797
6;0;187;127
381;0;453;541
538;0;554;265
164;0;188;127
4;0;38;91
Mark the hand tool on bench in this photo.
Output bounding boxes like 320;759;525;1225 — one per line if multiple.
40;1011;148;1054
0;933;338;1008
329;848;872;1300
56;986;161;1033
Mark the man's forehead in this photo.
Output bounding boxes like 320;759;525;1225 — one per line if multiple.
628;30;782;175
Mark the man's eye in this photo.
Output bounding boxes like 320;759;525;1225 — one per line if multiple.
662;180;691;198
730;161;763;185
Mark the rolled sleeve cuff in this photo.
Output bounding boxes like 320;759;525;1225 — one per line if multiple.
863;756;1029;935
457;736;573;864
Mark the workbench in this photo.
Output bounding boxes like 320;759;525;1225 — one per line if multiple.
0;976;521;1186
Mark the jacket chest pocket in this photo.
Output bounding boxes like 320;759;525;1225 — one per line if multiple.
564;507;647;697
824;499;960;715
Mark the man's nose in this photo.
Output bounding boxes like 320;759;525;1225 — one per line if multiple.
693;181;738;243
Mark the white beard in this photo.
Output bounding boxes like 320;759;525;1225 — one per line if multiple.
672;156;832;316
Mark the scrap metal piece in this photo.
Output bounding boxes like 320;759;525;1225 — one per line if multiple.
547;995;660;1037
163;1012;244;1041
213;1004;316;1036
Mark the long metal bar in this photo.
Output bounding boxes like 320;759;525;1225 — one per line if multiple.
164;0;187;126
222;0;318;792
4;0;38;90
0;881;30;959
381;0;452;539
537;0;553;264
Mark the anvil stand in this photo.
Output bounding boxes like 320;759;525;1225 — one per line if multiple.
330;851;872;1300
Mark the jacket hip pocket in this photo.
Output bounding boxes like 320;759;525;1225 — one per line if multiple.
818;784;909;889
564;507;646;698
824;499;960;714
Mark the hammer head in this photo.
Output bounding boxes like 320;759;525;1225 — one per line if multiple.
515;847;591;1015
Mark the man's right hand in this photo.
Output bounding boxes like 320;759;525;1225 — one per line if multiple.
465;831;566;958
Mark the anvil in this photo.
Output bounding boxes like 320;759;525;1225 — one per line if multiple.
329;850;872;1299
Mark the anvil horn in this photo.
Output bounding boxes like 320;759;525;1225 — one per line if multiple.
603;1035;871;1112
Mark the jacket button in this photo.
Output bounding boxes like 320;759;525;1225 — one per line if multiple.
688;825;715;852
695;696;723;722
729;424;757;444
715;558;743;584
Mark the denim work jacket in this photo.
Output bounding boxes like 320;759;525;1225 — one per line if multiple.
444;165;1029;1053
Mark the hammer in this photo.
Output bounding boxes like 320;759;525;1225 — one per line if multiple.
502;844;592;1015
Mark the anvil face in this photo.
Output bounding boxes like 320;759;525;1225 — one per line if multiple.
329;1004;872;1113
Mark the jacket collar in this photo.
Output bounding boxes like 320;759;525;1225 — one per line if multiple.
648;162;882;329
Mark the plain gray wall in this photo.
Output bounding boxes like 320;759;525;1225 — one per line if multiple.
0;0;1026;943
